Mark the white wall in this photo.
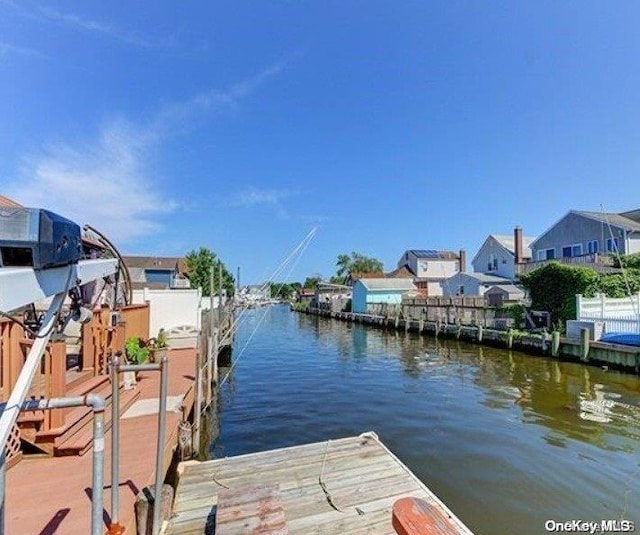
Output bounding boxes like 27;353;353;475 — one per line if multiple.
416;259;459;279
132;288;202;337
628;235;640;254
199;295;227;310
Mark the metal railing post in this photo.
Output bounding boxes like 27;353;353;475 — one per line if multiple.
0;394;107;535
89;395;107;535
109;354;124;534
194;349;202;457
152;355;169;535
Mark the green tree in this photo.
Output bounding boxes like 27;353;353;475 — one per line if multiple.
519;262;598;329
185;247;235;296
270;282;301;300
303;275;322;289
335;251;384;281
597;269;640;298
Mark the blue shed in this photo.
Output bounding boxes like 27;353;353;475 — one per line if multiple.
352;278;417;314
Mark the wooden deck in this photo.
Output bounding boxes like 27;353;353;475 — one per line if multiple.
6;348;197;535
166;433;473;535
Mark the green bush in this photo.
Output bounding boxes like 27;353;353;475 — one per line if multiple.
520;262;598;331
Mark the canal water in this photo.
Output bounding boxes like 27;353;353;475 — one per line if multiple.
211;305;640;535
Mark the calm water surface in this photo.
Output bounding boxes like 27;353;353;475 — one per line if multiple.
211;305;640;535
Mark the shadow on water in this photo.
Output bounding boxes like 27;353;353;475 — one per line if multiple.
211;305;640;535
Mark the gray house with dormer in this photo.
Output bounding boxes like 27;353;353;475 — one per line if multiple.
530;209;640;261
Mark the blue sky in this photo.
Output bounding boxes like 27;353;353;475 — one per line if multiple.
2;2;640;284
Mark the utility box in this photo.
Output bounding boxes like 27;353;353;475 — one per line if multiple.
566;320;605;340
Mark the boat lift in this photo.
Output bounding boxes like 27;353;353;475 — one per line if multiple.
0;258;119;535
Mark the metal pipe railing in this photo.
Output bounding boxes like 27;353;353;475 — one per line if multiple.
0;395;106;535
109;355;169;535
109;355;124;535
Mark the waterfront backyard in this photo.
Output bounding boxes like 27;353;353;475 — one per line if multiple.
211;305;640;535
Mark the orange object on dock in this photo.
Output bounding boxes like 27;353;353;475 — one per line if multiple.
392;497;461;535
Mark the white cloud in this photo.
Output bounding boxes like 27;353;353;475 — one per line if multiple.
233;187;295;219
37;6;167;48
0;41;46;59
0;1;168;49
7;119;176;243
4;59;291;243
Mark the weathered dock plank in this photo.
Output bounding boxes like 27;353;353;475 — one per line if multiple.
165;432;473;535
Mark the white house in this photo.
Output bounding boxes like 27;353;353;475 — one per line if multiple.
396;249;464;297
441;272;513;298
471;227;534;280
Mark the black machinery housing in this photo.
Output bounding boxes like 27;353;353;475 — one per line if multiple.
0;207;82;269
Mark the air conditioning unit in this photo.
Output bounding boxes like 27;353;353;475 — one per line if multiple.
0;207;82;269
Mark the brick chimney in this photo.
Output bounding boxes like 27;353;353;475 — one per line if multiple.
458;249;466;273
514;226;523;264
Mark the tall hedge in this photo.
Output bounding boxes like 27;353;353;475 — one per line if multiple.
519;262;599;329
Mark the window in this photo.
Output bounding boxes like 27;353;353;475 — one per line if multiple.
488;253;498;271
561;244;582;258
457;285;464;295
544;248;555;260
587;240;598;254
606;238;619;252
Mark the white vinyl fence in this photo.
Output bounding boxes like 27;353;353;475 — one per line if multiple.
132;287;202;337
576;293;640;334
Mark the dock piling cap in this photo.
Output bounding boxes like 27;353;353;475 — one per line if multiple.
392;497;460;535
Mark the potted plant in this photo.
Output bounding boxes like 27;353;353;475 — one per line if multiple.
148;329;168;363
125;337;150;365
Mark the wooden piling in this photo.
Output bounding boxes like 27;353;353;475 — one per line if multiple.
580;327;590;362
551;331;560;357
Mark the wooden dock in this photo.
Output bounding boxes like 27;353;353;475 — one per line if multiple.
165;432;473;535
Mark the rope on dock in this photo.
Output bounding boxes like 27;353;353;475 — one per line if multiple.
211;472;230;489
318;439;346;513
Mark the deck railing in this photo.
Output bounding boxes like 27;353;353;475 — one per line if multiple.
515;253;617;275
82;304;150;375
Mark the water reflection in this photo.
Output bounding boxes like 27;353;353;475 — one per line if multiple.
295;312;640;453
217;307;640;535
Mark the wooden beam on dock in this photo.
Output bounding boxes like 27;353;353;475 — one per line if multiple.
167;433;474;535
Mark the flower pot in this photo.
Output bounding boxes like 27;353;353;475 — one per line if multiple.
150;347;168;363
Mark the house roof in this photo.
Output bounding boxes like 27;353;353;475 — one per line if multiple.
0;195;22;208
122;256;187;273
357;278;416;291
471;234;535;265
349;272;385;281
406;249;459;260
574;210;640;233
455;272;512;283
385;266;415;278
492;235;535;256
531;209;640;248
485;284;525;295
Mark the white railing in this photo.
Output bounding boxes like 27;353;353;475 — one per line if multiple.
516;253;616;274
